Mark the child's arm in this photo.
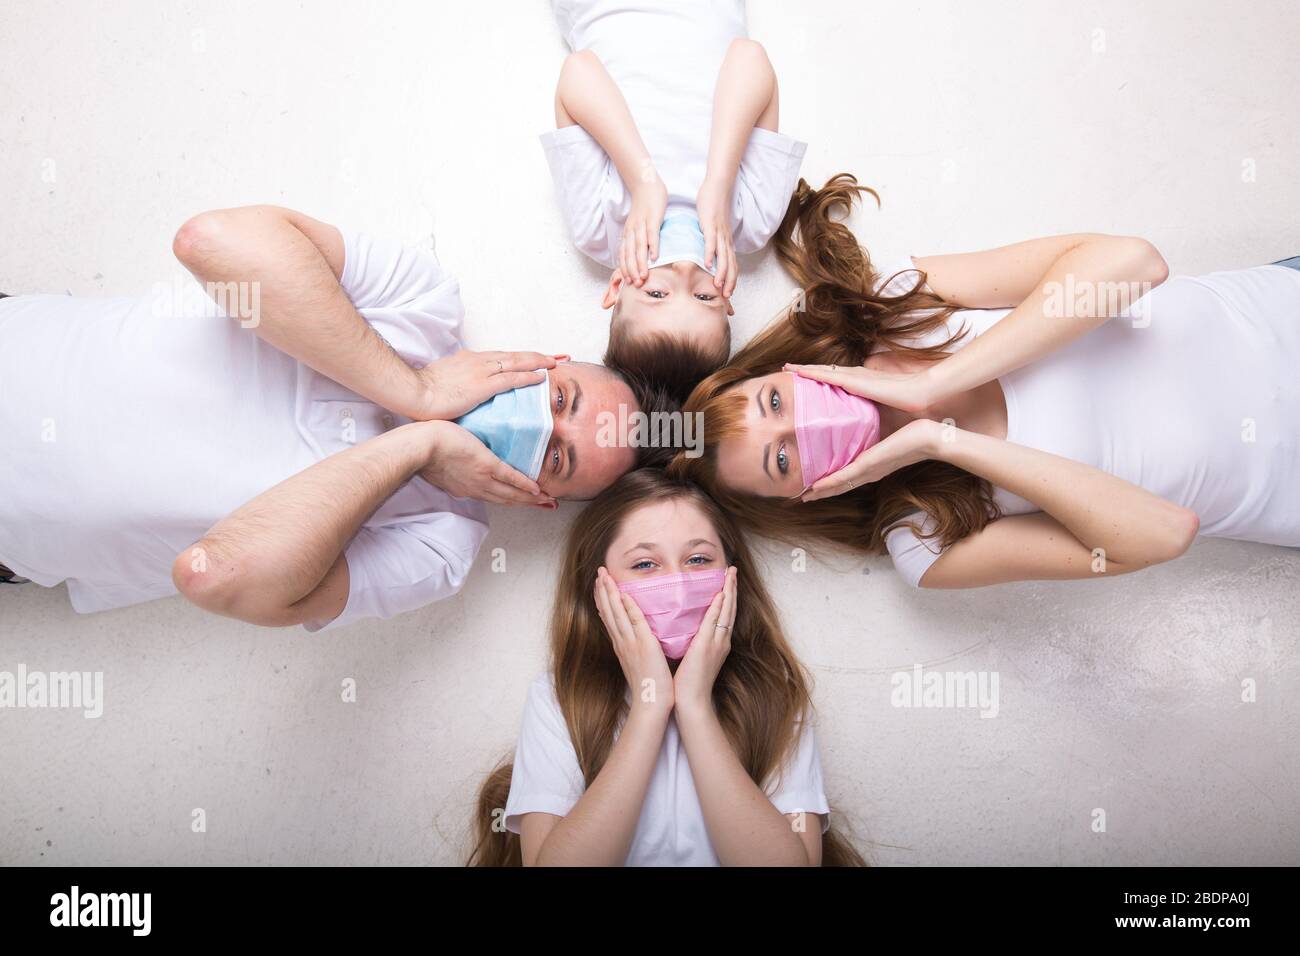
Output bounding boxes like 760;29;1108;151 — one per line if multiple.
697;38;780;296
555;50;666;285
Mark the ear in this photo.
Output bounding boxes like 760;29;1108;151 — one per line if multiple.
601;270;624;310
725;296;735;317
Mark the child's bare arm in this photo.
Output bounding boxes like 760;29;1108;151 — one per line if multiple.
555;50;666;283
698;39;780;296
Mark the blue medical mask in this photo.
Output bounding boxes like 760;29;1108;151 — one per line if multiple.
650;213;716;276
454;371;554;480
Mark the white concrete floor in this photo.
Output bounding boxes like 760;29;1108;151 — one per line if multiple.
1;0;1297;865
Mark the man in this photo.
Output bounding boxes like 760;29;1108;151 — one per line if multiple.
0;206;666;630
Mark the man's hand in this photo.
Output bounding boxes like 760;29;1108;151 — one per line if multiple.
415;420;558;508
412;350;562;421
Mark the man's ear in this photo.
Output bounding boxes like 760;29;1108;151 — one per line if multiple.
725;296;735;317
601;270;624;310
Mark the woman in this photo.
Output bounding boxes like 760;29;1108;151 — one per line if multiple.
672;175;1300;588
468;469;862;866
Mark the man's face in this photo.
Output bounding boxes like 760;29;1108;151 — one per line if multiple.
603;261;731;359
538;362;638;500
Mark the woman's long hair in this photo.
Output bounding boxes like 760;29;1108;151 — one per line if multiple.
669;174;999;554
468;469;864;866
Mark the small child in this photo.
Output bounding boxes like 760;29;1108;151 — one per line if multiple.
543;0;807;401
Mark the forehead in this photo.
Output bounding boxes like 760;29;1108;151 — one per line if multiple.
611;498;719;548
566;362;634;406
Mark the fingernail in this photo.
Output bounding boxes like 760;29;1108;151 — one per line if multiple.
553;354;570;361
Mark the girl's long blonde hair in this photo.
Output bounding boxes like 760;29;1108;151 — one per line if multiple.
669;174;999;554
467;469;863;866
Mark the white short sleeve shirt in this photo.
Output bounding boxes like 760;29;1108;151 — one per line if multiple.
541;0;807;268
503;674;830;866
0;231;488;627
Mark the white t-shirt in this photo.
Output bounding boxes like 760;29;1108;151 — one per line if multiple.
0;232;489;629
503;674;830;866
541;0;807;268
877;258;1300;586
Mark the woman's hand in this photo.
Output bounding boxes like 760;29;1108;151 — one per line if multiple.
621;173;668;286
673;566;737;718
696;178;738;297
413;349;562;421
784;362;939;416
802;418;944;502
593;567;675;720
415;421;557;508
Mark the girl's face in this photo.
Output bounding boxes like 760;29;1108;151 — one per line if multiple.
713;371;806;500
603;498;726;585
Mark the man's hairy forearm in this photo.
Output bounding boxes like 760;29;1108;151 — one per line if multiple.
174;422;435;626
173;205;430;419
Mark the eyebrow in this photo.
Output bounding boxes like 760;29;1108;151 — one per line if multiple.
624;538;716;555
762;443;772;480
755;384;766;418
565;440;577;481
570;379;582;418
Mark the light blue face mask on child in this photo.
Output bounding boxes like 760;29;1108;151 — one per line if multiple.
649;214;717;276
454;371;554;480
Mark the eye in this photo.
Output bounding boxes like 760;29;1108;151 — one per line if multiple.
769;388;782;413
694;293;716;301
632;559;657;571
645;289;667;299
686;553;714;566
550;444;561;473
555;387;565;413
776;443;789;475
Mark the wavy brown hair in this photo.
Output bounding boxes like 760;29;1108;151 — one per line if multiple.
468;469;864;867
669;174;999;555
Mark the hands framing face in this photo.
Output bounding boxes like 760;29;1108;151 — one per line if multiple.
592;565;739;719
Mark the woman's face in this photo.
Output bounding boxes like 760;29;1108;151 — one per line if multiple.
602;498;726;585
713;371;806;500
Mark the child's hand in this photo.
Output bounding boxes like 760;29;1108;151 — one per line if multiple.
621;171;667;286
696;179;738;297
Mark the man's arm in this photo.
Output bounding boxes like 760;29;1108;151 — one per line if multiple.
173;206;558;421
172;421;434;628
172;205;435;419
171;420;550;628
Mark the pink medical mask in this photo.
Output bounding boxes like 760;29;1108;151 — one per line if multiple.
617;568;727;660
792;373;881;490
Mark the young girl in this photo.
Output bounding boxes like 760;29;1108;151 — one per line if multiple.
672;175;1300;588
543;0;807;401
468;469;862;866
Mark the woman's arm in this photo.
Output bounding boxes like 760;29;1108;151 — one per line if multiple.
673;568;821;865
676;704;822;865
521;569;675;866
882;234;1169;411
519;706;669;866
829;420;1199;587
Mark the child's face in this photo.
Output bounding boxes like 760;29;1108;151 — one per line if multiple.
603;260;732;358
